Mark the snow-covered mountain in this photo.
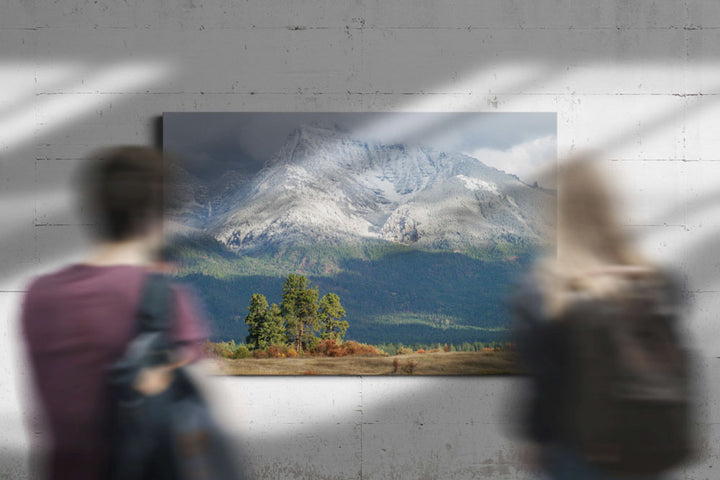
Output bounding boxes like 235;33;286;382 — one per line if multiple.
171;124;554;253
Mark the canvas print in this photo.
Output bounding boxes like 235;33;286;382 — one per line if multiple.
163;112;556;375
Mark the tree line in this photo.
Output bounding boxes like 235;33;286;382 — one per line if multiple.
245;273;348;352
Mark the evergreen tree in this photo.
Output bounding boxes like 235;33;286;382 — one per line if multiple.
318;293;349;341
245;294;287;349
281;274;319;352
261;303;286;347
245;293;269;349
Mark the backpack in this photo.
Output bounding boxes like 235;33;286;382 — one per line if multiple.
561;272;693;476
106;273;243;480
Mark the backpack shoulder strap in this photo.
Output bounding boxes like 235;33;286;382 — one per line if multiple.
136;273;174;334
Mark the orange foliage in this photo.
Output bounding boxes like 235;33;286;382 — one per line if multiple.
344;341;383;356
313;339;340;356
311;339;384;357
267;345;286;358
252;349;268;359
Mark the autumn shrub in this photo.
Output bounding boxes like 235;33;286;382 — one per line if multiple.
266;344;287;358
286;347;298;358
343;340;361;355
233;345;251;359
344;341;384;356
443;344;452;353
364;344;384;356
366;345;384;355
416;349;426;354
397;347;413;355
313;339;339;356
252;349;268;359
307;339;386;357
218;343;235;358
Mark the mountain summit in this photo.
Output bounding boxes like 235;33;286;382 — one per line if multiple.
198;124;553;253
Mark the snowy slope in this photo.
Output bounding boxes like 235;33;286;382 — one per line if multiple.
175;124;554;252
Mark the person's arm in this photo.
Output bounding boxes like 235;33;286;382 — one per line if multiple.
133;283;209;396
169;283;209;361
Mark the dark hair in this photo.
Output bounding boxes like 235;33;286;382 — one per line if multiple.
79;146;165;241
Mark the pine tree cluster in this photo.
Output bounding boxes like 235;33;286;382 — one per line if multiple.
245;274;349;352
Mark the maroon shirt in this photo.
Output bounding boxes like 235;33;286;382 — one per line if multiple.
21;264;208;480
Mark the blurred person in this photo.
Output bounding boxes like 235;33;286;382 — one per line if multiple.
512;157;694;479
21;147;208;479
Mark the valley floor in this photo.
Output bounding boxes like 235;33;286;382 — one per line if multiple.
204;350;519;376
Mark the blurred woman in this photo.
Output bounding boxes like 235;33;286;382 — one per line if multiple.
513;157;692;480
21;147;207;479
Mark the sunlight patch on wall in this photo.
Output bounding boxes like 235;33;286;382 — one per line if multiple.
0;61;173;153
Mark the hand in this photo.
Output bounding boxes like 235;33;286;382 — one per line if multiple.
133;365;174;396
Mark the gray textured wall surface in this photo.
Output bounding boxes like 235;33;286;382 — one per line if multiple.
1;1;720;478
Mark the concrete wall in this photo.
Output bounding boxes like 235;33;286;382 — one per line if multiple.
1;1;719;478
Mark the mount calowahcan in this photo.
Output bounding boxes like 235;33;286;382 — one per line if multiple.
167;124;555;344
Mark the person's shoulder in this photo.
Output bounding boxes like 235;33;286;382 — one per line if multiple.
21;265;90;326
25;263;151;301
24;274;49;295
23;264;80;296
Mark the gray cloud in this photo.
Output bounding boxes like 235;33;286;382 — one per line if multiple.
163;112;556;179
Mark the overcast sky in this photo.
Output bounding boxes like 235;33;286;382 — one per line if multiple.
163;112;556;185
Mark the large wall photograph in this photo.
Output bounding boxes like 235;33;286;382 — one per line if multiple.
163;112;556;375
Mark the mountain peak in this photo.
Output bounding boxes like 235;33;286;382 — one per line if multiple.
263;123;359;169
206;127;553;252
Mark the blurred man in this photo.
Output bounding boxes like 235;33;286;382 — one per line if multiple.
21;147;207;479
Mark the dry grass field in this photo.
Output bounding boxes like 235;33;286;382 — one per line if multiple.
203;350;519;376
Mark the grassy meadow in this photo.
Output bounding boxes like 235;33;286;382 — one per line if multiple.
203;349;519;376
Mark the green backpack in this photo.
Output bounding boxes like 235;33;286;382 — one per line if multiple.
561;274;693;476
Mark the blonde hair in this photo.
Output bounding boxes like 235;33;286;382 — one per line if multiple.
536;156;651;318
